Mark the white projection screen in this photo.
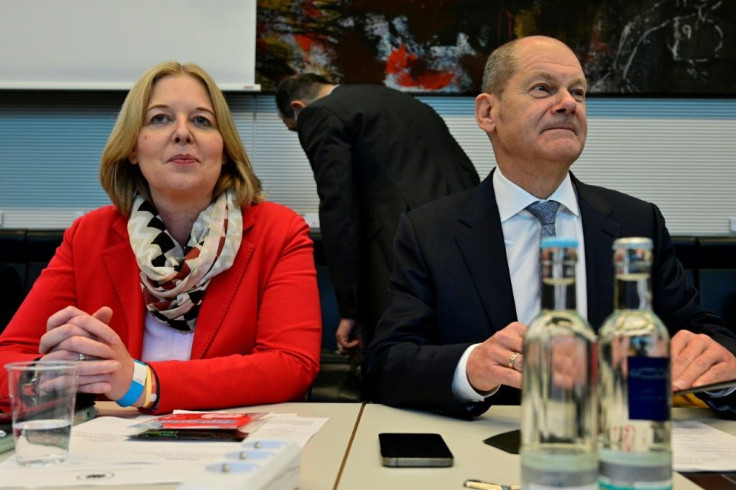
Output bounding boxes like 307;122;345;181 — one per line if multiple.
0;0;258;91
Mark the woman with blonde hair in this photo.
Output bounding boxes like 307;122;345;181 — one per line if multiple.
0;61;321;413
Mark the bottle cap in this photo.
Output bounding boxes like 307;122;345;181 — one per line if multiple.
612;237;653;250
540;237;578;249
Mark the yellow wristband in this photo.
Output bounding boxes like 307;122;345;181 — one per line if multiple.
142;365;153;408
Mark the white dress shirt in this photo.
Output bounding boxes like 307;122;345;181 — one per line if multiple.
452;168;587;403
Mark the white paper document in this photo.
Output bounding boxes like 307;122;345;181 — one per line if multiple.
673;420;736;472
256;413;328;447
0;412;327;488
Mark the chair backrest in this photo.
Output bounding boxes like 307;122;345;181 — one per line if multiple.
697;237;736;327
671;235;699;290
25;230;64;293
0;230;28;333
312;236;340;351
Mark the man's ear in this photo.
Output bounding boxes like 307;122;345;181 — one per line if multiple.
290;100;307;112
475;93;496;134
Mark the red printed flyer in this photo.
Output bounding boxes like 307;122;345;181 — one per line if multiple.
131;411;268;441
134;411;267;431
157;412;252;429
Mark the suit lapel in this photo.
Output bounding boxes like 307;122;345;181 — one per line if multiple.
190;207;255;359
456;173;517;331
573;175;621;329
101;217;145;357
452;172;624;332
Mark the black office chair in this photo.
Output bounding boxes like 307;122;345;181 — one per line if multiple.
0;229;27;333
25;230;65;293
671;235;699;291
308;234;362;402
0;264;24;334
698;237;736;327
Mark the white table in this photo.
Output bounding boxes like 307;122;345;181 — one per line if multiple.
3;402;734;489
337;404;735;490
1;402;362;490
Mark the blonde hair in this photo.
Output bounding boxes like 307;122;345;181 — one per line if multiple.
99;61;263;215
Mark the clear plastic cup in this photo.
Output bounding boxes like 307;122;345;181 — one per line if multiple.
5;361;79;466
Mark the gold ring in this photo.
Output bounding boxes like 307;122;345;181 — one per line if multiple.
508;352;520;369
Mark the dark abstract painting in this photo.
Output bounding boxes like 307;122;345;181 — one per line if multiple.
256;0;735;95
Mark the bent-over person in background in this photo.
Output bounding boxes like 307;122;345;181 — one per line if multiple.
276;74;480;360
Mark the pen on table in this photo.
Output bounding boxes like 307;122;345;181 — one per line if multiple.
463;479;520;490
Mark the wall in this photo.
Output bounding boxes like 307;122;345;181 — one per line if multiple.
0;92;734;235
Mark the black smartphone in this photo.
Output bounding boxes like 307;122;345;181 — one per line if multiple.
378;432;454;467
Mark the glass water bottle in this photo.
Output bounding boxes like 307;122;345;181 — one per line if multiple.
521;237;598;489
598;237;672;490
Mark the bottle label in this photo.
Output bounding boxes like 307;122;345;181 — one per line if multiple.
627;356;669;421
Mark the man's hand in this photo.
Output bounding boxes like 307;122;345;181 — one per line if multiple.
336;318;362;357
466;322;526;393
671;330;736;391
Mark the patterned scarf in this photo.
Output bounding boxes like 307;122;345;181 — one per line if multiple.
127;190;243;332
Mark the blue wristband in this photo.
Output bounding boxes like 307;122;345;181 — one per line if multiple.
116;360;147;407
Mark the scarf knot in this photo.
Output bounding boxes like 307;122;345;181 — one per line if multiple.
127;190;243;332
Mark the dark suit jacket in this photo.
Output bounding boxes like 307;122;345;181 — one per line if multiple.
297;85;480;335
364;171;736;419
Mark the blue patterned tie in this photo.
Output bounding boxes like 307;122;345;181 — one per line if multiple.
527;200;560;239
527;200;561;286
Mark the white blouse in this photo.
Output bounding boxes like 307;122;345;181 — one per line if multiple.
141;312;194;362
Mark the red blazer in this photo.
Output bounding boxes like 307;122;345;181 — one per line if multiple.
0;201;322;413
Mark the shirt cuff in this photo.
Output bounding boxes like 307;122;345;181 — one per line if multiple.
706;386;736;398
452;344;500;404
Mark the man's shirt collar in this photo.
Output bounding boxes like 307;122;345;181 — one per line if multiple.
493;167;580;222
